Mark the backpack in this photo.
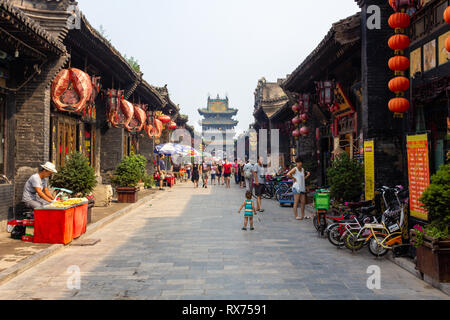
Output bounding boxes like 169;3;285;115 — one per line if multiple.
244;165;253;179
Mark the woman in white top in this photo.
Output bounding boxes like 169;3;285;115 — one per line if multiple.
287;157;311;221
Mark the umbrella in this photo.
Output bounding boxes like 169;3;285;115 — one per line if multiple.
154;143;184;156
179;145;201;156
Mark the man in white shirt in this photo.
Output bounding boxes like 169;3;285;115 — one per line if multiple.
253;157;266;213
243;158;254;193
22;162;57;209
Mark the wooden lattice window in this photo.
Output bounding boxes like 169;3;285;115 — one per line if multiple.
0;96;5;174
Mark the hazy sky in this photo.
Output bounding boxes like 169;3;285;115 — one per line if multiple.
79;0;360;134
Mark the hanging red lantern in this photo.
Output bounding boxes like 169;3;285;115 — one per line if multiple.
168;121;177;130
292;104;301;113
300;126;310;136
300;113;309;122
292;130;301;138
292;117;301;126
388;13;410;29
388;76;410;93
388;56;410;71
388;34;410;51
389;97;410;114
158;114;171;124
444;6;450;24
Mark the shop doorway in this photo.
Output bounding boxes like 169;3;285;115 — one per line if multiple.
53;115;77;168
84;124;96;170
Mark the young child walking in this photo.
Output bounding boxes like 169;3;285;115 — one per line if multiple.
238;192;257;231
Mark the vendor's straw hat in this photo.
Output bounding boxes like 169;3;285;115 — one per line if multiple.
41;162;58;174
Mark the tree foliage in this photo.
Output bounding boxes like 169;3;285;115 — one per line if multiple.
111;153;147;188
50;152;97;197
326;153;364;202
420;164;450;235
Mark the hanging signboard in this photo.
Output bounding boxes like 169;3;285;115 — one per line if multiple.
364;140;375;201
406;134;430;221
333;83;356;119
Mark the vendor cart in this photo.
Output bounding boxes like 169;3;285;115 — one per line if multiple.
34;199;88;245
278;181;294;207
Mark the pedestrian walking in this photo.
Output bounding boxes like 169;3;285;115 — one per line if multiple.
243;159;254;193
223;159;233;188
287;157;311;221
191;162;200;188
233;159;240;184
253;157;265;213
211;162;217;186
217;162;223;185
186;163;192;180
158;154;167;191
202;161;210;188
238;191;257;231
239;163;245;188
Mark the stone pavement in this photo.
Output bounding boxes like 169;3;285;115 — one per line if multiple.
0;182;447;300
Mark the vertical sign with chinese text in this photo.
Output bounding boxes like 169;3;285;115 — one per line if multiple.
364;141;375;201
407;134;430;221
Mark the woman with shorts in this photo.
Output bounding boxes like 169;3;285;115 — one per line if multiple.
287;157;311;221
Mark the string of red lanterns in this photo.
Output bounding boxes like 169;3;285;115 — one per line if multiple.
291;95;310;139
387;2;413;118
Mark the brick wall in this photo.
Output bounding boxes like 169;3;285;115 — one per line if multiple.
0;184;14;232
14;55;69;205
139;135;155;175
100;126;124;184
360;1;406;187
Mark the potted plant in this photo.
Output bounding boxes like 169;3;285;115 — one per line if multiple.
410;164;450;283
326;153;364;203
111;152;147;203
51;152;97;223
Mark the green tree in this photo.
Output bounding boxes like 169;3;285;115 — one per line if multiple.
123;54;141;73
111;152;147;188
326;153;364;202
420;164;450;235
50;152;97;197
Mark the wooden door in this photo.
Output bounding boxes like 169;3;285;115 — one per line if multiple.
54;115;77;168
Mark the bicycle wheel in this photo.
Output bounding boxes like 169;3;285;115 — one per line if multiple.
344;231;365;251
327;224;345;247
313;214;319;231
368;235;389;257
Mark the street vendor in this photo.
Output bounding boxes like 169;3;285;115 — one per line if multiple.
22;162;58;209
158;154;167;191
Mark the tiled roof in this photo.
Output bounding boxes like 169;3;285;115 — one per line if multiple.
0;0;66;54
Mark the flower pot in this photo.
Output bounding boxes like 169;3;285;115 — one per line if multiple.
116;187;139;203
87;199;95;225
411;230;450;283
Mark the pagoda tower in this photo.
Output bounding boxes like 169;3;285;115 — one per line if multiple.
198;95;238;159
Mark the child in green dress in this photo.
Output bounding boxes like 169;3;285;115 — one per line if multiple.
238;192;257;231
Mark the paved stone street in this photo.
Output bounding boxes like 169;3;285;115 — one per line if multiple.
0;183;447;300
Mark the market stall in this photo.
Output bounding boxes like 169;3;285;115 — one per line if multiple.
33;199;88;245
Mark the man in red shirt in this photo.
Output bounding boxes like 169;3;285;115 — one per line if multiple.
223;159;233;189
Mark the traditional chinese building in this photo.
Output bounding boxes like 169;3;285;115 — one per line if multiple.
198;95;238;159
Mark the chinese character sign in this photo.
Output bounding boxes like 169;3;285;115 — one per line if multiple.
407;134;430;221
364;141;375;201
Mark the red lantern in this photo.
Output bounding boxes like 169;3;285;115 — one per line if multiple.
389;0;415;12
292;117;301;126
446;35;450;53
300;126;310;136
300;113;309;122
292;104;301;113
388;34;410;51
158;115;171;124
168;122;177;130
388;76;410;93
388;56;410;71
444;6;450;24
389;97;410;114
292;130;301;138
388;13;410;29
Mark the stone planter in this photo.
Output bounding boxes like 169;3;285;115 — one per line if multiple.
116;187;139;203
411;230;450;283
